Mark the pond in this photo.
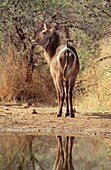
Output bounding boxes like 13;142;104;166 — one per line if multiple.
0;134;111;170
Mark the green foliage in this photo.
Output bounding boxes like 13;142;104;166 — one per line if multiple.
0;0;110;54
0;0;111;50
73;30;99;71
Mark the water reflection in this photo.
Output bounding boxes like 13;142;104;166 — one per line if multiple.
53;136;74;170
0;134;111;170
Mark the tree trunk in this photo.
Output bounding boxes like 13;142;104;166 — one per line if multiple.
25;45;35;83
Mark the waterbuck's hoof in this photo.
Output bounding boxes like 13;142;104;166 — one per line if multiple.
71;113;75;118
57;113;62;117
73;108;76;113
65;113;70;117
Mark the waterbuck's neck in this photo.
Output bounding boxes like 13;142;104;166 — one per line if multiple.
44;32;60;64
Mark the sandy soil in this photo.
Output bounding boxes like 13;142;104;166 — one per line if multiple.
0;104;111;137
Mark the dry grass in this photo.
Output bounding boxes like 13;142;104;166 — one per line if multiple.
0;46;23;102
0;46;55;104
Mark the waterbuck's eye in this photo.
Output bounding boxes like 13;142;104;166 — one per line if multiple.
42;31;47;35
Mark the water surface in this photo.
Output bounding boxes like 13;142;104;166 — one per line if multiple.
0;134;111;170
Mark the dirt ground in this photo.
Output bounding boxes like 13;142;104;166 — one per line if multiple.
0;104;111;138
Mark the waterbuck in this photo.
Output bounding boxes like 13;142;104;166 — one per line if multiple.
33;24;79;117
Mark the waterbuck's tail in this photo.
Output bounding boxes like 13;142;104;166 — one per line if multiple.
57;45;78;81
63;50;69;81
63;45;78;81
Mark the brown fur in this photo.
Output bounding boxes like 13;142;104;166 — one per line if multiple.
33;25;79;117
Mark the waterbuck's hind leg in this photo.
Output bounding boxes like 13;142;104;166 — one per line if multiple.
56;91;61;117
65;81;70;117
69;87;75;118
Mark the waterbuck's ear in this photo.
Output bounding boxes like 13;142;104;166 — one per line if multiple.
44;23;51;30
44;23;47;30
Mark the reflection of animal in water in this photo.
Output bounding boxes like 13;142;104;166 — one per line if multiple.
53;136;74;170
32;24;79;117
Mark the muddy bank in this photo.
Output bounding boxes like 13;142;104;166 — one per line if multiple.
0;105;111;137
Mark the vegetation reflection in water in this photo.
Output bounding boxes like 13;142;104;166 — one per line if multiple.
0;135;111;170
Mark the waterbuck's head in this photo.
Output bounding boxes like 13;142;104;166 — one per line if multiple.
32;24;60;50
